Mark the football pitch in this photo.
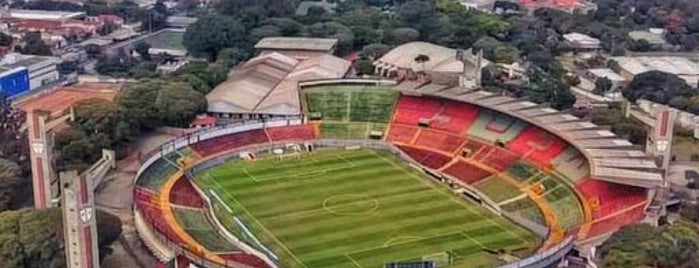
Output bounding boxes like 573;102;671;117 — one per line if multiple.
195;149;539;268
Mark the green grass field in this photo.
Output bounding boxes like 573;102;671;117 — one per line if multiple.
304;85;398;123
195;149;540;268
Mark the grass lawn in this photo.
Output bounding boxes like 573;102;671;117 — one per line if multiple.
195;148;540;268
305;85;398;123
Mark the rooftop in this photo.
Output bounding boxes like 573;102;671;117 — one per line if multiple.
13;83;120;117
563;32;601;46
254;37;338;52
628;30;667;45
8;9;86;21
0;54;60;73
374;41;490;74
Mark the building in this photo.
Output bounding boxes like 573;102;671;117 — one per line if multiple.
3;9;86;21
254;37;338;60
373;41;489;89
587;68;628;91
206;52;350;121
0;67;30;99
0;53;60;92
458;0;496;12
563;33;601;51
518;0;597;14
614;56;699;87
165;16;198;29
628;30;667;47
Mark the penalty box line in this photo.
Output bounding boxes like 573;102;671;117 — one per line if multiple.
245;154;358;183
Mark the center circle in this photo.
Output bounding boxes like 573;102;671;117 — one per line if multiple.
322;194;379;215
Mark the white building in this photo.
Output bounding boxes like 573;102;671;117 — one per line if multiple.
614;56;699;87
563;33;601;50
0;53;60;92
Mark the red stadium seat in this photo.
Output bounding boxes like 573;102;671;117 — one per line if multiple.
398;145;451;169
430;101;480;134
414;130;465;154
508;126;567;165
190;129;269;157
443;161;492;184
219;253;272;268
266;125;316;141
586;204;646;238
477;147;520;171
392;96;442;125
169;177;204;208
386;124;419;144
576;178;648;219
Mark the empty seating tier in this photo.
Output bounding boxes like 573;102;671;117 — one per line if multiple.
218;253;271;268
443;161;492;185
266;125;316;141
429;101;480;134
190;129;270;157
386;124;419;144
413;130;465;154
169;177;204;208
392;96;442;125
576;178;647;220
508;126;568;165
172;207;239;252
398;145;451;169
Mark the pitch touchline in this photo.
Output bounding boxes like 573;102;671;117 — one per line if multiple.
205;173;309;268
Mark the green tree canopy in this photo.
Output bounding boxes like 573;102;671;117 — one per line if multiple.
183;15;247;61
0;158;22;211
623;71;698;107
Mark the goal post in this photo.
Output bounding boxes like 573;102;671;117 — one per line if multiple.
422;252;452;267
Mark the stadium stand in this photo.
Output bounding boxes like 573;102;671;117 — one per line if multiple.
169;177;204;208
386;124;419;144
348;89;398;123
136;196;186;246
586;204;646;239
476;147;521;171
136;158;179;191
304;86;398;123
443;160;492;184
508;126;568;165
218;253;271;268
430;101;480;134
543;186;585;230
190;129;270;157
413;129;465;154
575;178;647;220
474;176;523;204
319;122;376;139
398;145;451;169
552;146;590;182
392;96;442;125
467;110;527;143
305;90;349;121
500;197;546;226
172;208;239;252
266;124;316;141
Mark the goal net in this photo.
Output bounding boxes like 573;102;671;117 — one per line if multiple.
422;252;451;267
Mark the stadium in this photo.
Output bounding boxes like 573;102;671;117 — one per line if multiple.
133;77;661;267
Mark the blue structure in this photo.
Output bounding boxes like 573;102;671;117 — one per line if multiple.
0;67;30;100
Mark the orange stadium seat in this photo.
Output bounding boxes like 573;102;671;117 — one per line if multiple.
386;124;419;144
413;130;465;154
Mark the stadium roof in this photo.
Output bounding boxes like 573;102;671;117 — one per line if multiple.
374;42;490;74
425;87;664;188
207;52;350;116
254;37;338;52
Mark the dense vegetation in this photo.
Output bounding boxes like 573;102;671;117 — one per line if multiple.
601;220;699;268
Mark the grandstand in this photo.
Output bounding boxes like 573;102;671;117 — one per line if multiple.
133;86;664;268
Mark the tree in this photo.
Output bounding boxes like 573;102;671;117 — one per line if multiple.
97;22;118;36
0;158;22;211
183;15;247;61
361;43;390;59
20;32;52;56
72;99;130;143
414;54;430;73
623;71;698;105
133;41;151;60
0;208;122;268
95;56;134;77
594;77;613;94
472;36;520;64
389;27;420;45
0;32;13;47
156;82;208;127
216;48;247;69
355;57;375;75
397;0;441;41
